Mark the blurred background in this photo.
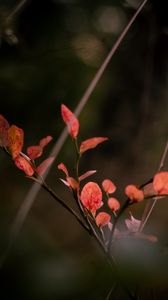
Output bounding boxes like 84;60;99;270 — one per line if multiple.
0;0;168;299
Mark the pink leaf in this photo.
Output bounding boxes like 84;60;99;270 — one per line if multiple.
15;155;34;176
37;157;54;176
80;137;108;154
125;185;144;202
8;125;24;159
0;115;9;146
96;212;111;228
27;145;43;160
125;213;141;232
79;170;97;181
61;104;79;138
108;197;120;212
80;182;103;215
39;135;53;148
102;179;116;194
58;162;69;177
153;172;168;195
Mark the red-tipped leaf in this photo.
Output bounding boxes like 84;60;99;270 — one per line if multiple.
8;125;24;159
80;181;103;215
80;137;108;154
102;179;116;194
58;162;69;177
153;172;168;195
125;185;144;202
61;104;79;138
108;197;120;212
39;135;53;148
27;145;43;160
79;170;97;181
15;155;34;176
37;157;54;176
0;115;9;146
96;212;111;228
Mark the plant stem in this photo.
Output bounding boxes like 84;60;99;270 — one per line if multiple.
6;0;149;246
40;179;91;233
139;140;168;232
108;199;130;253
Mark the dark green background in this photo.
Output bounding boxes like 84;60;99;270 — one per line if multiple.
0;0;168;299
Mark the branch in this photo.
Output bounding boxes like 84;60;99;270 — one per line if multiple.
139;140;168;232
4;0;149;259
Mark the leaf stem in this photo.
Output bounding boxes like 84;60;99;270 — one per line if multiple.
139;140;168;231
40;179;91;233
108;199;130;253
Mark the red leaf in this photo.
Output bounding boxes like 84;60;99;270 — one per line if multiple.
96;212;111;228
80;182;103;215
79;170;97;181
0;115;9;146
80;137;108;154
153;172;168;195
61;104;79;138
102;179;116;194
27;145;43;160
39;135;53;148
8;125;24;159
125;185;144;202
37;157;54;176
108;197;120;212
15;155;34;176
58;163;69;177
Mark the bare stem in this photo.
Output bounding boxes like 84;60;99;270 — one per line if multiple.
40;179;90;233
6;0;29;23
107;199;130;253
139;140;168;232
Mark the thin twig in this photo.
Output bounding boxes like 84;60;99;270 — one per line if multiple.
139;140;168;232
105;283;117;300
5;0;148;261
6;0;29;23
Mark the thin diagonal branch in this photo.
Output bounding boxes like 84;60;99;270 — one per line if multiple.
6;0;29;23
7;0;148;253
139;140;168;232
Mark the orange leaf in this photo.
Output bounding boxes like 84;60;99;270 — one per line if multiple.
37;157;54;176
8;125;24;159
108;197;120;212
27;145;43;160
0;115;9;146
80;137;108;154
125;185;144;202
96;212;111;228
39;135;53;148
15;155;34;176
102;179;116;194
80;182;103;215
153;172;168;195
58;162;69;177
61;104;79;138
